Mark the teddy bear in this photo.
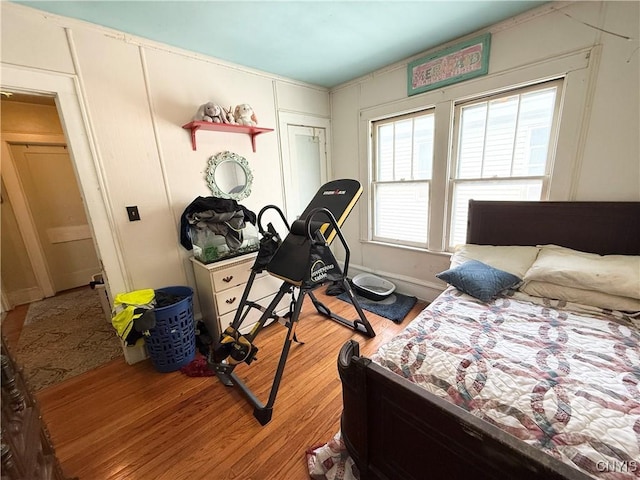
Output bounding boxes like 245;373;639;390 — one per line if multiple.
222;106;237;125
234;104;258;126
193;102;225;123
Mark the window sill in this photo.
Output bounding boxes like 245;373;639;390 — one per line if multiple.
361;239;453;258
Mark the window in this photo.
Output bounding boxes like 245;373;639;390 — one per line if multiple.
372;111;434;246
369;79;563;251
449;80;562;246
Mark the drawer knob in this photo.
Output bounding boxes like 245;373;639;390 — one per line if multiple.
223;275;233;283
225;297;237;304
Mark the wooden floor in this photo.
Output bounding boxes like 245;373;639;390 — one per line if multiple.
2;288;426;480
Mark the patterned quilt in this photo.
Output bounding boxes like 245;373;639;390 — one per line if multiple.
372;287;640;479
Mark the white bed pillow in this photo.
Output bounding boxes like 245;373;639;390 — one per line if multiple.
521;281;640;312
450;244;540;279
523;244;640;300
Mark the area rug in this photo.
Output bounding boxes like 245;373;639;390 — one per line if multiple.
336;290;417;324
16;288;122;391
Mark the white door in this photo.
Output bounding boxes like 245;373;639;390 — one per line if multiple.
9;143;100;293
282;124;328;223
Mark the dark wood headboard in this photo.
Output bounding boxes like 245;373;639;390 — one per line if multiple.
466;201;640;255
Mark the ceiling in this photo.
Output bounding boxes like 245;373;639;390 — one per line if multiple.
14;1;547;88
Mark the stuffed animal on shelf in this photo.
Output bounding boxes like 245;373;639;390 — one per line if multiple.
234;104;258;126
222;106;237;125
193;102;225;123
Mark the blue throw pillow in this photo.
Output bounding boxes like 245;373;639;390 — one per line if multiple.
436;260;521;302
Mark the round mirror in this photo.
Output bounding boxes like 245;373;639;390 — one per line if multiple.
206;151;253;200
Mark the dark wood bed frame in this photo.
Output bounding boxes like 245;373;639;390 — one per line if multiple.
338;201;640;480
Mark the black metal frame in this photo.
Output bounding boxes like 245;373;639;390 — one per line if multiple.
209;205;375;425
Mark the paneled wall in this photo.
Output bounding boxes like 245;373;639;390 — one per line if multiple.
330;1;639;300
1;3;330;305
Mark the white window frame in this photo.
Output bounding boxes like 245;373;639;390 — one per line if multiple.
358;47;595;254
446;79;565;248
371;109;435;248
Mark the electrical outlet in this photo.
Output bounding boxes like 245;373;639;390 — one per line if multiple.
126;206;140;221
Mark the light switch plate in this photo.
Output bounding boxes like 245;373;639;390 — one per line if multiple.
126;206;140;221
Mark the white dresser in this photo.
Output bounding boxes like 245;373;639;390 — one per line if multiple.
190;253;288;341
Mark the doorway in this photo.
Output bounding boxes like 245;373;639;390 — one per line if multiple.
1;65;132;392
278;113;331;223
1;94;100;306
0;93;120;390
1;63;129;307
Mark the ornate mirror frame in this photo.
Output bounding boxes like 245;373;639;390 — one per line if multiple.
205;151;253;200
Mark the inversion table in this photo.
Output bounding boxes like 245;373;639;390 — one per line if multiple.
208;179;375;425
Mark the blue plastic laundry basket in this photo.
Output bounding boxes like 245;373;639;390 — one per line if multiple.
145;286;196;373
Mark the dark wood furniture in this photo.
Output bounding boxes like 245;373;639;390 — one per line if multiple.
338;200;640;480
465;200;640;255
1;336;72;480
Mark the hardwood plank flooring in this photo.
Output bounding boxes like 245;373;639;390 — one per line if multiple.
3;288;426;480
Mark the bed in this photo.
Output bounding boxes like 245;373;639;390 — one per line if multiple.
309;201;640;480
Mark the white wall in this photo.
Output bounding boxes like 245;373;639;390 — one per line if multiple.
1;3;329;304
330;1;640;301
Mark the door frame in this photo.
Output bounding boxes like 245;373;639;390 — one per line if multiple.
1;64;129;303
277;112;331;219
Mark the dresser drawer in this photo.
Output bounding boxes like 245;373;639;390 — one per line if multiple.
214;274;279;316
215;283;246;316
211;261;254;291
